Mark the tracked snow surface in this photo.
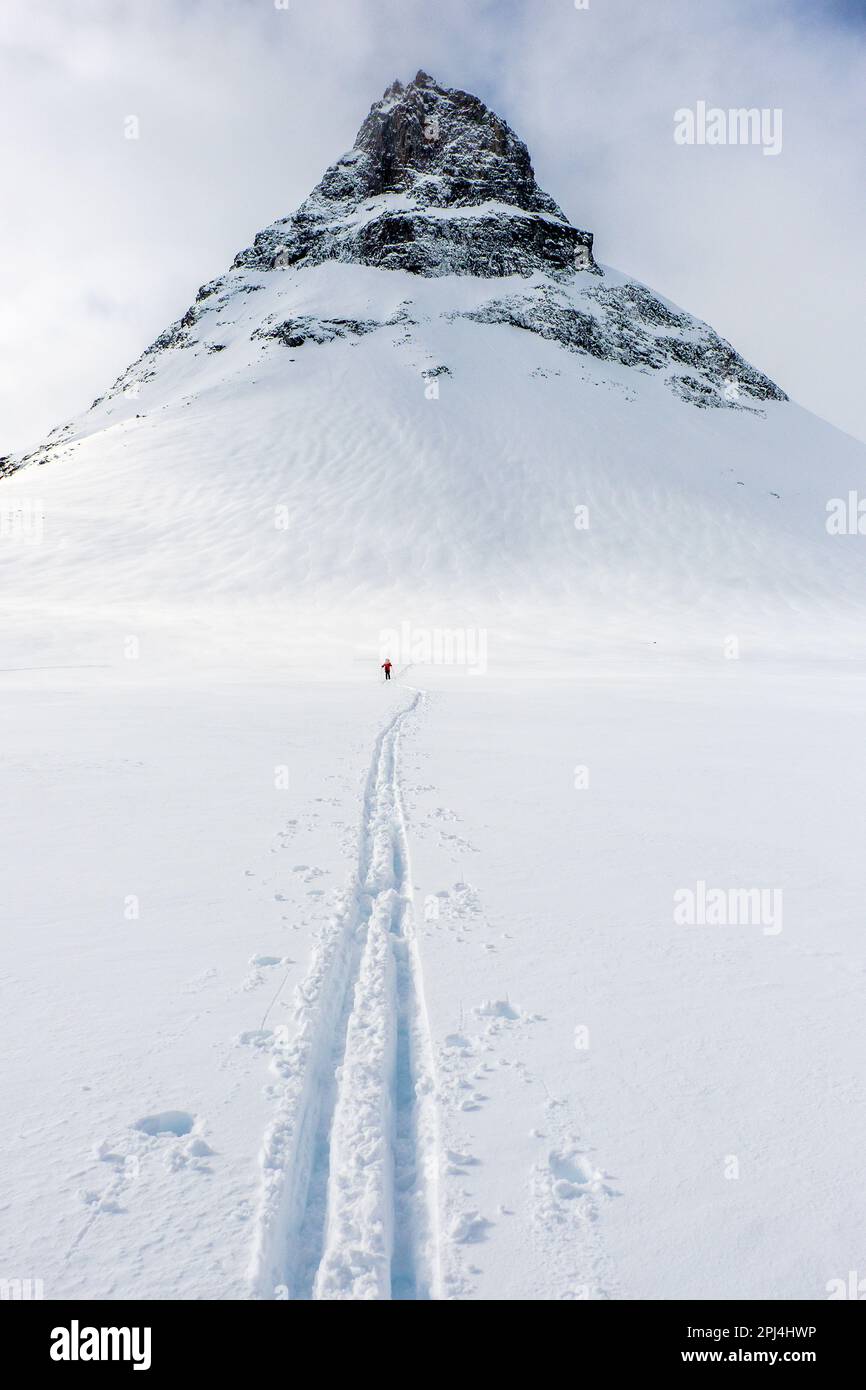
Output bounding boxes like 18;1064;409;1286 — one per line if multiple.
2;72;866;1302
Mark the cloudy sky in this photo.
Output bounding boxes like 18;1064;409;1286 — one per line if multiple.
1;0;864;452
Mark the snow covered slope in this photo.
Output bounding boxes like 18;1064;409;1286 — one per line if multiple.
2;73;866;1306
3;71;865;669
4;665;866;1302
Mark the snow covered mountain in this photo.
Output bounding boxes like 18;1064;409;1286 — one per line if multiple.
4;73;866;1307
2;70;865;667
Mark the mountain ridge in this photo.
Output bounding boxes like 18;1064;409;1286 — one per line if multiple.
5;70;863;667
4;70;790;479
232;68;595;280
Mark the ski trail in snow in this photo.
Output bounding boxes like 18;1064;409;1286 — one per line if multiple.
248;690;441;1301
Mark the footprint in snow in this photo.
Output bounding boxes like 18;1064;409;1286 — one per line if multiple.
446;1147;479;1169
474;999;521;1021
292;864;326;883
134;1110;194;1137
134;1114;214;1175
532;1145;617;1225
449;1210;492;1245
81;1111;213;1234
438;830;479;856
242;954;291;990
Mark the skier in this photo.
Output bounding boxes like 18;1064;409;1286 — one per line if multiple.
381;659;392;681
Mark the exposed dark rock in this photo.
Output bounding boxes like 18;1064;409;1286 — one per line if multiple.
146;320;192;354
233;71;595;280
195;277;226;302
253;315;386;348
588;282;690;330
669;374;724;407
452;285;785;404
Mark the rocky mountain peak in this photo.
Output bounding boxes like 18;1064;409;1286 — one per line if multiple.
349;70;564;218
3;71;788;479
234;72;595;278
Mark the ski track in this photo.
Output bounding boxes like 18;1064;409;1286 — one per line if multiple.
248;689;442;1300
